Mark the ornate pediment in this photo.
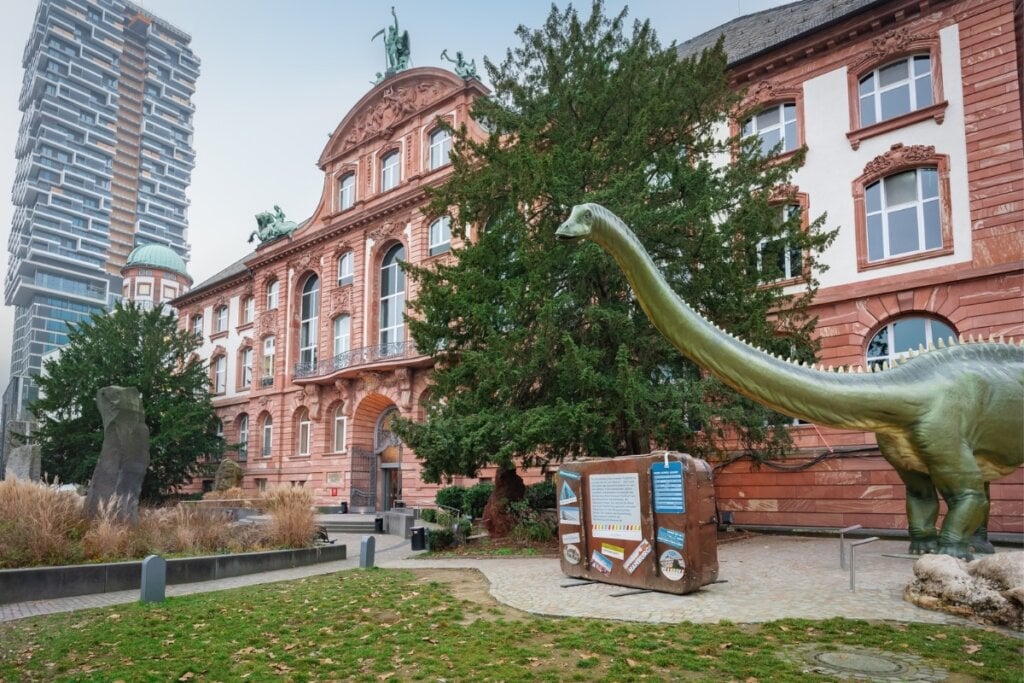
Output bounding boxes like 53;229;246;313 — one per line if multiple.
863;144;936;177
852;27;932;69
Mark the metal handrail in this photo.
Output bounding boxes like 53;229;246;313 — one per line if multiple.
294;340;421;379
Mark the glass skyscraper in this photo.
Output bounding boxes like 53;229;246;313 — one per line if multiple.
2;0;198;463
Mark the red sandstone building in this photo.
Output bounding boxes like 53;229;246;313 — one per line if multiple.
176;0;1022;534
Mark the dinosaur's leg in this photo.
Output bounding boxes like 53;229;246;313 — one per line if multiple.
894;467;939;555
969;483;996;554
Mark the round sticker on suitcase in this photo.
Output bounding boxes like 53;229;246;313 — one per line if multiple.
659;549;685;580
563;544;581;565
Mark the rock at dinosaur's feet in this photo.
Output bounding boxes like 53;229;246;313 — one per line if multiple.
905;552;1023;629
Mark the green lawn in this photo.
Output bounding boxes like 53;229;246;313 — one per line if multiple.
1;569;1019;682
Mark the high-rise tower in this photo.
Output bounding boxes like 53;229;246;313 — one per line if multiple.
2;0;199;465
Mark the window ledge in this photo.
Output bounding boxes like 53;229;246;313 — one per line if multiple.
289;454;311;460
210;330;229;341
237;322;254;332
857;245;953;272
757;275;807;290
847;101;948;150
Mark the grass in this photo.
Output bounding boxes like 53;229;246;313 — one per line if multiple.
1;568;1020;682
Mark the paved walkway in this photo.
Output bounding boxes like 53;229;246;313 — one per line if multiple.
0;534;992;627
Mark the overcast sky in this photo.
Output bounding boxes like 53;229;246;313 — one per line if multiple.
0;0;791;393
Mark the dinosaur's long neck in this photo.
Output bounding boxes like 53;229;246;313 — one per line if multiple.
590;208;886;430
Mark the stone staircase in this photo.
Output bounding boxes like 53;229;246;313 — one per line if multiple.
318;514;378;534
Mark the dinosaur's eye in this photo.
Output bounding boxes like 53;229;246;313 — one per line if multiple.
583;209;593;221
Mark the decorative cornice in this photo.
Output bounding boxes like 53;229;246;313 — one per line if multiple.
740;80;800;109
851;26;932;69
863;143;936;177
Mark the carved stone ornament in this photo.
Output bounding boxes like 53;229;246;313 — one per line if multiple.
258;395;274;409
290;252;314;273
332;288;352;315
863;143;936;177
334;379;354;416
395;367;413;409
361;372;382;392
257;309;278;335
743;80;780;108
369;221;401;242
341;78;453;152
770;183;800;202
303;384;322;420
854;27;931;67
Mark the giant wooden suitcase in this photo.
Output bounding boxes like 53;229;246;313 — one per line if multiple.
557;451;718;594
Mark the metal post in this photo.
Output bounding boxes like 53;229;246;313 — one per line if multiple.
849;536;879;591
839;524;862;569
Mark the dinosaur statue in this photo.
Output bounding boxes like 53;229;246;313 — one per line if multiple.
556;203;1024;559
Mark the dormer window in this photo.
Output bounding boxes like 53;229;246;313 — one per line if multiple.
338;173;355;211
381;151;399;192
428;129;451;170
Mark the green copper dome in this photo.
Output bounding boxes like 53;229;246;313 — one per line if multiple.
126;244;189;278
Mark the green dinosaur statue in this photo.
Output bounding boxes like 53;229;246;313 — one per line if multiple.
556;203;1024;559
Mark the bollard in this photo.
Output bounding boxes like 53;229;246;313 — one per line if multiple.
360;534;376;568
140;554;167;603
849;536;879;591
839;524;862;569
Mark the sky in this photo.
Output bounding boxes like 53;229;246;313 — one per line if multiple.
0;0;792;394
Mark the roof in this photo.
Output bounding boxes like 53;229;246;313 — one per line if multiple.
187;252;253;295
676;0;885;66
125;243;189;278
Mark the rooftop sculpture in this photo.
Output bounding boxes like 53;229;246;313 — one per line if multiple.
248;205;297;244
372;6;411;82
556;203;1024;560
441;48;478;80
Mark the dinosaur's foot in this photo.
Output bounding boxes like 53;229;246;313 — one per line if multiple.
969;536;996;554
936;543;974;561
907;538;938;555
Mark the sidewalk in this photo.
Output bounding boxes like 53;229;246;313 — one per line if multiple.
0;534;985;627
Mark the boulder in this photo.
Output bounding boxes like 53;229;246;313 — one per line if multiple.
83;386;150;523
4;443;41;481
905;551;1023;629
214;459;244;491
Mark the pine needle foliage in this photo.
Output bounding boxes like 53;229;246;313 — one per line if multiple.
397;2;837;482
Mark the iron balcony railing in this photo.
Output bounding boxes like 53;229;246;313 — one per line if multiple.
293;340;421;379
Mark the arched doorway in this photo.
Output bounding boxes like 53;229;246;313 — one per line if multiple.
375;407;403;510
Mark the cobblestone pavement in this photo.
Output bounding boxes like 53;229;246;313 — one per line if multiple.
0;534;987;627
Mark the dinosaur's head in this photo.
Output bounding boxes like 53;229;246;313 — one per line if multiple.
555;204;598;242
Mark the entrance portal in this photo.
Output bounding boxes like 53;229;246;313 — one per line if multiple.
375;407;403;511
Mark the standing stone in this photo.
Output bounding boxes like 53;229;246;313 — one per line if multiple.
213;458;244;491
140;554;167;603
360;534;376;568
4;443;41;481
84;386;150;522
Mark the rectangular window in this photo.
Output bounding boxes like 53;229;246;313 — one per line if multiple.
255;477;267;492
298;416;311;456
755;205;803;281
338;252;354;286
334;415;347;452
215;306;228;332
333;315;351;357
192;314;203;336
242;296;254;324
262;336;275;381
429;217;451;256
137;283;151;296
241;347;253;388
428;129;451;170
339;174;355;211
161;285;176;301
262;421;273;457
214;356;226;393
865;168;940;262
381;152;399;191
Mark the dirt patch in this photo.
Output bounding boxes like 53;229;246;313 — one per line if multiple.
409;568;531;624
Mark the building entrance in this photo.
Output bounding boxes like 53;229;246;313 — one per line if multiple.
375;407;403;511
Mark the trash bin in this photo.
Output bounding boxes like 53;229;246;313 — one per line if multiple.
374;516;384;533
339;502;348;514
411;526;426;551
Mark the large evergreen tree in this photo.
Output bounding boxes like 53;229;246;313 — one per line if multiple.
397;3;836;491
31;301;222;501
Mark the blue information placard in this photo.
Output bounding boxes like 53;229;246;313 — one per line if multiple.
651;461;685;514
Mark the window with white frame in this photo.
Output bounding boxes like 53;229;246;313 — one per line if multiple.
262;335;275;381
333;406;347;452
214;306;228;333
379;244;405;347
192;314;203;337
261;415;273;457
859;55;933;127
297;408;311;456
381;151;399;191
428;128;452;170
428;216;451;256
755;205;803;281
266;280;279;309
865;167;940;262
333;314;351;357
299;275;319;367
213;355;226;393
241;296;254;324
237;414;249;461
337;251;354;286
240;347;253;388
742;102;797;156
866;317;955;370
338;172;355;211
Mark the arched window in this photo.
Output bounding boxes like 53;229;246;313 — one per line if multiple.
191;313;203;337
381;151;399;191
866;316;955;370
261;414;273;457
742;102;798;156
333;405;347;453
297;408;312;456
859;55;932;127
865;167;940;262
266;279;279;309
214;305;228;333
337;251;354;286
333;314;351;357
299;275;319;367
338;172;355;211
428;216;451;256
428;128;451;170
379;244;405;347
237;414;249;461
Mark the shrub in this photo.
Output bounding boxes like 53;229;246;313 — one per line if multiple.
462;483;494;519
435;485;465;512
525;480;556;510
263;485;315;548
509;499;556;543
419;508;437;523
427;527;455;551
0;478;88;568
